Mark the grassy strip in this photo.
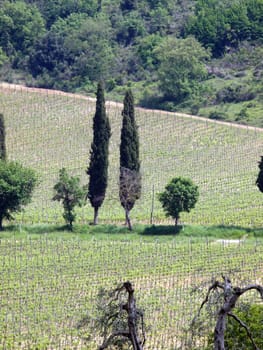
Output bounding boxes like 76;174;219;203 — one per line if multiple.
1;223;263;241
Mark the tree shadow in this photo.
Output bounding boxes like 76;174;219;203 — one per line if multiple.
140;224;183;236
3;224;69;234
209;224;263;237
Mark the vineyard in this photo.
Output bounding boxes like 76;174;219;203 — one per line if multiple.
0;237;262;349
1;84;263;349
1;83;263;227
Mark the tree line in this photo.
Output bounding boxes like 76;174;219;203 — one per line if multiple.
0;0;262;115
2;81;263;230
0;84;141;230
0;82;200;230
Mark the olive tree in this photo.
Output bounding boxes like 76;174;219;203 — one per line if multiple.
0;160;38;230
159;177;199;226
53;168;85;230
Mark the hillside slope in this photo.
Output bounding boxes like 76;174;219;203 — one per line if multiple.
1;83;263;227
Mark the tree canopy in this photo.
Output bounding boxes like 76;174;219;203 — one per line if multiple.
53;168;84;230
155;36;210;103
256;156;263;193
119;90;141;230
87;82;111;225
0;0;262;121
159;177;199;226
0;160;38;230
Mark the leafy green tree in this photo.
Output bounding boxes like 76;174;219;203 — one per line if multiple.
29;14;114;90
256;156;263;192
53;168;85;230
0;114;6;161
186;0;263;57
31;0;98;28
159;177;199;226
155;36;210;103
0;160;38;230
0;1;45;64
87;82;111;225
119;90;141;230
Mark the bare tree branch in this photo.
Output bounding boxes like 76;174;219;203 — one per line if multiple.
98;331;131;350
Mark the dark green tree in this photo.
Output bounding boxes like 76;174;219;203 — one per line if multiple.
119;90;141;230
87;82;111;225
53;168;85;230
159;177;199;226
0;114;6;161
155;36;210;103
0;160;38;230
256;156;263;192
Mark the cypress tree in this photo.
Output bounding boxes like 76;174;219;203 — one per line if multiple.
87;82;111;224
119;90;141;230
0;114;6;161
120;90;140;172
256;156;263;192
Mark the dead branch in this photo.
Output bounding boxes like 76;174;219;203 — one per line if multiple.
228;312;260;350
98;281;145;350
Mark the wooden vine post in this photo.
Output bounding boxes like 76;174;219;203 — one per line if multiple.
197;276;263;350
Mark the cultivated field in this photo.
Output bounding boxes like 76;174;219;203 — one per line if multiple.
0;237;262;349
1;83;263;227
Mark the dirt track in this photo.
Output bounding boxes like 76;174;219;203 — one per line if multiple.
1;82;262;132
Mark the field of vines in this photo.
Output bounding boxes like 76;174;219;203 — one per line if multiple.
0;237;262;349
1;82;263;226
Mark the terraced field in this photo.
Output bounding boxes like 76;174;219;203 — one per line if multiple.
0;83;263;227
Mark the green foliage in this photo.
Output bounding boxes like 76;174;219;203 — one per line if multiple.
53;168;85;230
0;0;262;122
159;177;199;225
225;304;263;350
205;303;263;350
0;47;8;67
119;90;141;228
186;0;263;56
120;90;140;172
0;160;38;229
154;36;210;103
87;82;111;223
29;13;114;90
0;1;45;65
0;114;6;161
256;156;263;193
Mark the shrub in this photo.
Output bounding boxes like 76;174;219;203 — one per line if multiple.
0;160;38;230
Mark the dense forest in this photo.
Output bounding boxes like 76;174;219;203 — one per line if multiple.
0;0;262;125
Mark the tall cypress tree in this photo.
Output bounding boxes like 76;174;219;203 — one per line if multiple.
0;114;6;161
256;156;263;192
87;82;111;224
119;90;141;230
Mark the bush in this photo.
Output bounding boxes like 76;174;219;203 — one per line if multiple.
226;303;263;349
205;303;263;349
0;160;38;230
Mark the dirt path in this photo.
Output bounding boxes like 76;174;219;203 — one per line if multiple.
1;82;262;132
